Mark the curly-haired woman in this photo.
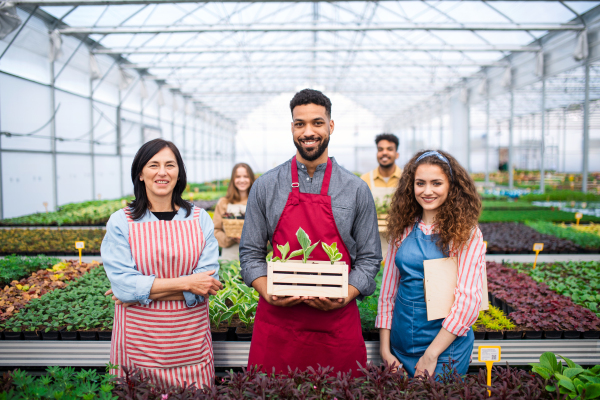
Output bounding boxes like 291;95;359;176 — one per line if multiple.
376;150;485;378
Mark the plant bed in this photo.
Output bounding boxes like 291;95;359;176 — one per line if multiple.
0;255;60;287
487;262;600;335
0;260;99;324
473;305;516;341
479;223;583;254
0;357;572;398
511;261;600;318
480;209;600;223
0;265;112;335
526;221;600;251
0;229;105;255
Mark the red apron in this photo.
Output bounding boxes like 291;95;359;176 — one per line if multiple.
110;206;214;388
247;157;367;377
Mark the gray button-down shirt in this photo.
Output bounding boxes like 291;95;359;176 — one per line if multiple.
239;157;382;300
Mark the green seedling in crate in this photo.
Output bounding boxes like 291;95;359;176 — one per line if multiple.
296;228;319;263
322;242;343;264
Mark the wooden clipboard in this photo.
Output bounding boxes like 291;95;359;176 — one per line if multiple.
423;257;489;321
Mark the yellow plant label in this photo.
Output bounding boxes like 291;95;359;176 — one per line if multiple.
75;241;85;249
478;346;501;362
532;243;544;251
576;212;583;220
483;241;488;250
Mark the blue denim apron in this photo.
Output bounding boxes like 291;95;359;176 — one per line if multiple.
390;221;474;377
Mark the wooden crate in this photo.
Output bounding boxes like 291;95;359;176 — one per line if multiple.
267;260;348;298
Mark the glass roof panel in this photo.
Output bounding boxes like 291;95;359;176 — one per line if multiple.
37;1;600;123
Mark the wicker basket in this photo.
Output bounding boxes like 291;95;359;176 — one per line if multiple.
222;219;244;238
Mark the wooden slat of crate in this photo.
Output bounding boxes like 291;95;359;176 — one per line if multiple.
267;260;348;298
270;273;343;285
269;284;346;298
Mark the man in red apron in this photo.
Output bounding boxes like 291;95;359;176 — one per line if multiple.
239;89;382;377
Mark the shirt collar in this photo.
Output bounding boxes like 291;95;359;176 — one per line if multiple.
295;157;335;172
374;164;400;180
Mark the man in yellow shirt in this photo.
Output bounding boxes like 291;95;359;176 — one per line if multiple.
360;133;402;205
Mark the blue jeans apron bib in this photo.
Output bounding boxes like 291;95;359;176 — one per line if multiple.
390;222;474;378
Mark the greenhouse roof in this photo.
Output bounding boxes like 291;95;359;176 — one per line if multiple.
13;0;600;122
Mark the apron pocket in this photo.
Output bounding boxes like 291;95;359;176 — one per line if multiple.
125;303;210;369
391;297;444;356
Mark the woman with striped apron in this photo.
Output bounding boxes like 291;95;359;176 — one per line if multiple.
102;139;222;388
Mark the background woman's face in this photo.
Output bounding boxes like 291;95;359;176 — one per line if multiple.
414;164;450;212
140;147;179;199
234;166;251;193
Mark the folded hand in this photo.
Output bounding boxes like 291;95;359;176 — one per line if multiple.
104;289;137;308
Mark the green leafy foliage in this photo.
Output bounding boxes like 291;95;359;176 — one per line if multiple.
0;267;112;332
296;228;319;263
473;305;516;332
531;352;600;399
521;190;600;202
357;266;383;331
512;261;600;318
321;242;343;265
209;260;259;330
1;365;117;400
0;199;129;227
272;242;303;263
479;210;600;223
525;221;600;250
0;255;60;287
0;229;105;255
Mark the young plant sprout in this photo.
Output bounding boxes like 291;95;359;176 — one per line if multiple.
322;242;343;265
296;228;319;263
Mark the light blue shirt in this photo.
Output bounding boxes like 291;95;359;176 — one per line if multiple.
101;206;220;308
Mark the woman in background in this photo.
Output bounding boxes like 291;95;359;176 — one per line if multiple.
377;150;485;378
213;163;255;260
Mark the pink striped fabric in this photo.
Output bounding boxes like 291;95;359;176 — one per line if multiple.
110;207;215;388
375;221;486;337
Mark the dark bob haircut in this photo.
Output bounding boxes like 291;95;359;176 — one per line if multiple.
290;89;332;119
375;133;399;151
128;138;191;221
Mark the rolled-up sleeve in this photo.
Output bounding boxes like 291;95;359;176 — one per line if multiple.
182;210;220;307
442;227;486;337
101;211;155;305
239;179;269;287
349;182;383;300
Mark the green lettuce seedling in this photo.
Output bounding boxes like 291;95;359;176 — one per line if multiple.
295;228;319;263
322;242;343;264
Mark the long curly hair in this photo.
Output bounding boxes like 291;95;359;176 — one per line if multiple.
386;150;481;255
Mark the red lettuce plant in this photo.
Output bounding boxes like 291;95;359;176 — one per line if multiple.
487;262;600;332
108;362;558;400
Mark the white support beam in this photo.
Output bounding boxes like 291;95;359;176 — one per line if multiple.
59;23;585;35
125;61;506;70
94;44;541;55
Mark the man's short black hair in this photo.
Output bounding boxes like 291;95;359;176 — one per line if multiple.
375;133;399;151
290;89;332;119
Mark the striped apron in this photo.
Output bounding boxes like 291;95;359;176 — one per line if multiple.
110;206;214;388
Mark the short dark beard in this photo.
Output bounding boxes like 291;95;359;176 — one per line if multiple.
294;134;330;161
378;160;395;170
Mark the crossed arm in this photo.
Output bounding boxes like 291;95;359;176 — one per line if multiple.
106;271;223;306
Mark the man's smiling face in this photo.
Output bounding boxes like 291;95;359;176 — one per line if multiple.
291;103;334;162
